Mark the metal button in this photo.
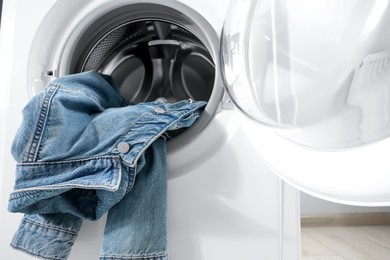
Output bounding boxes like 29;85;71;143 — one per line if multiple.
154;107;165;114
117;142;130;153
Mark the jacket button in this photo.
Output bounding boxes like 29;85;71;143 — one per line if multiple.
154;107;165;114
117;142;130;153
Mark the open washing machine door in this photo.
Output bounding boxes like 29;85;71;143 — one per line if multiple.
221;0;390;205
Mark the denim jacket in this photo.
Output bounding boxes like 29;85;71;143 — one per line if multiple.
8;71;206;260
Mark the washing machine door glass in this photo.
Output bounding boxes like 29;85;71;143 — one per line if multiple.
221;0;390;150
221;0;390;205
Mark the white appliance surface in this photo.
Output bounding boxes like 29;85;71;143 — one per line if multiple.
0;0;300;260
220;0;390;206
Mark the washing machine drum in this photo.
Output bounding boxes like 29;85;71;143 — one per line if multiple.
221;0;390;205
72;21;215;104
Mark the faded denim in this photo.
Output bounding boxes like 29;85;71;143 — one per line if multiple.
8;71;206;260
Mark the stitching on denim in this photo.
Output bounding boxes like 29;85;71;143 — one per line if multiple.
112;111;149;152
9;158;127;198
9;181;118;199
10;244;63;260
129;105;204;166
117;102;204;166
124;163;136;193
118;107;181;166
99;252;168;260
9;190;54;199
16;155;120;166
9;178;122;198
113;100;176;149
26;84;60;162
22;217;79;235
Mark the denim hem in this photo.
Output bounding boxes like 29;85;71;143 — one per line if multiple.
9;156;122;195
10;244;63;260
99;252;168;260
10;216;78;260
7;156;128;220
21;216;79;235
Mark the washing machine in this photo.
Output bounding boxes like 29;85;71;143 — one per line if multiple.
1;0;390;259
0;0;300;259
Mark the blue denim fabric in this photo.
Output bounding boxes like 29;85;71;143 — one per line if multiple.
100;138;168;260
8;71;206;260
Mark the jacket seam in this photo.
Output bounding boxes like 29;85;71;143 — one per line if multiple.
22;217;79;235
100;252;168;260
130;107;202;165
118;103;196;166
9;181;119;200
16;155;120;166
9;156;125;199
26;84;60;162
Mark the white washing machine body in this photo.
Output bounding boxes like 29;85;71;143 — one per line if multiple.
0;1;300;260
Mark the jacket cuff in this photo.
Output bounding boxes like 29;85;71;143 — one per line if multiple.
11;214;82;260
